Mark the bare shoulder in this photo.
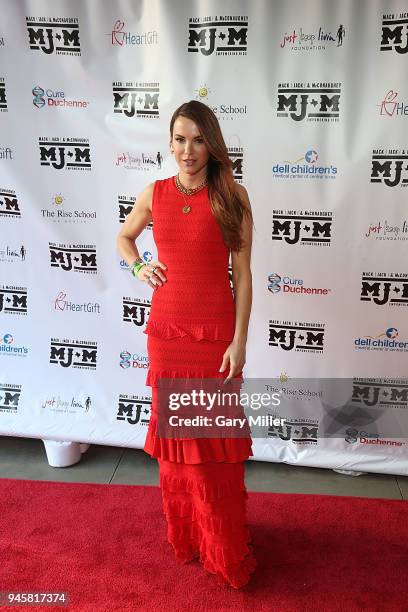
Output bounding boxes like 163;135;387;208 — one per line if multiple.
138;181;155;212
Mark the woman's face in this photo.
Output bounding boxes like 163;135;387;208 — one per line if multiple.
171;116;210;177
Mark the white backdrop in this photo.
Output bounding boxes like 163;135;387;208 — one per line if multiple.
1;0;408;474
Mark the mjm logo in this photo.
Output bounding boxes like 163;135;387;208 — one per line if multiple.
277;84;341;121
0;78;7;111
272;212;332;245
113;82;159;118
49;243;97;273
228;147;243;182
50;339;97;369
188;17;248;56
0;190;20;218
370;150;408;187
268;320;325;352
123;298;151;325
360;273;408;306
381;15;408;54
0;384;21;412
352;378;408;408
117;395;151;426
26;17;81;55
0;287;27;315
39;138;91;170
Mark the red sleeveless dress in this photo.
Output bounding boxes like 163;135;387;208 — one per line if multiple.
143;176;253;464
142;176;256;589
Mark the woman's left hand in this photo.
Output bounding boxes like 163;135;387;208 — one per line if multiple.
219;339;246;384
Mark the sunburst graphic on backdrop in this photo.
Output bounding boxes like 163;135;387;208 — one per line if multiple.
195;84;211;100
279;371;290;383
51;194;65;206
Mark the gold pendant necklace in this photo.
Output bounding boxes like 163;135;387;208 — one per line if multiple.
174;174;208;214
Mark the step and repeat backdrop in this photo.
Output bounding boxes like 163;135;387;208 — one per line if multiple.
1;0;408;474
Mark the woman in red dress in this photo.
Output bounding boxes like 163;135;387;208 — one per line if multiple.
116;100;256;589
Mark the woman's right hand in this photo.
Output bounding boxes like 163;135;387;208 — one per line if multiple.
137;260;167;290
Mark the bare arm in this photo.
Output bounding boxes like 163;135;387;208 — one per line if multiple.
116;182;167;286
231;184;253;345
116;182;154;265
219;184;253;381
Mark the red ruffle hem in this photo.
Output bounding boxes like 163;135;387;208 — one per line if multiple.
144;333;257;589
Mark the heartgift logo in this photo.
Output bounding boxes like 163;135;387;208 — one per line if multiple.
110;20;158;46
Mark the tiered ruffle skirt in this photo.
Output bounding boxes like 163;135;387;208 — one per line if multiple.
144;331;257;589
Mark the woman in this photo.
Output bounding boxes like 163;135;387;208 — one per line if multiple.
116;100;256;589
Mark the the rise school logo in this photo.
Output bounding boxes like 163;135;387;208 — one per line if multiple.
26;16;81;55
188;15;248;55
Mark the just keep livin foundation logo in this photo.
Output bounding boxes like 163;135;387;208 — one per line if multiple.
277;82;341;122
280;23;346;50
360;272;408;307
381;11;408;53
188;15;248;55
39;137;91;171
26;16;81;55
370;148;408;187
113;81;159;118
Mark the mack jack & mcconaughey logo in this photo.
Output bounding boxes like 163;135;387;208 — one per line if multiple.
277;82;341;122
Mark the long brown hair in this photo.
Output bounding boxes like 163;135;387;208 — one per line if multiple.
170;100;253;251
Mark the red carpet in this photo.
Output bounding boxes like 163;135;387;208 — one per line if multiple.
0;477;406;612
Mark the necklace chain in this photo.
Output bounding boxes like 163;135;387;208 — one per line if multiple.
174;174;208;214
175;174;208;195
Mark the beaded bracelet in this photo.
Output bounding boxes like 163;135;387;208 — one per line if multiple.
131;261;146;277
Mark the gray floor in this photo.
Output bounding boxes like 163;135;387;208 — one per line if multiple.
1;436;408;500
